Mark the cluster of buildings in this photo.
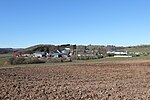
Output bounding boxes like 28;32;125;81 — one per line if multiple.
14;49;132;59
13;48;72;59
13;44;149;60
106;50;148;57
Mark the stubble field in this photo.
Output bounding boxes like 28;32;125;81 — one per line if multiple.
1;61;150;100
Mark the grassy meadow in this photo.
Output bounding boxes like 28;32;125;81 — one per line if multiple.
1;47;150;67
0;54;12;66
125;45;150;53
2;54;150;67
99;55;150;61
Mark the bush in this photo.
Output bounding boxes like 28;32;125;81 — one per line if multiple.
46;57;72;63
46;58;62;63
8;57;25;65
77;56;98;60
8;57;45;65
97;55;104;59
24;58;45;64
8;57;15;65
107;53;114;57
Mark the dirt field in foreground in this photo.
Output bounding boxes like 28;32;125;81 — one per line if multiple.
1;61;150;100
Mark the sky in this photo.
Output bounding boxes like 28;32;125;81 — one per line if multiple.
0;0;150;48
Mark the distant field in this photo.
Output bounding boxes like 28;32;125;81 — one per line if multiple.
75;55;150;63
125;46;150;53
1;53;150;68
99;55;150;62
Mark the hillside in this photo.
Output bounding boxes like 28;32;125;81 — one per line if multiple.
18;44;132;54
2;44;150;55
0;48;14;54
20;44;76;54
125;45;150;53
21;44;56;54
19;44;123;57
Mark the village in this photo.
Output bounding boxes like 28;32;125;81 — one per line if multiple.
10;44;147;64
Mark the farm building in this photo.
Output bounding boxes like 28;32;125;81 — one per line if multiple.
51;49;71;58
33;52;47;58
22;54;32;57
107;50;128;55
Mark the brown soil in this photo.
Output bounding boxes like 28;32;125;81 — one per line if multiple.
1;61;150;100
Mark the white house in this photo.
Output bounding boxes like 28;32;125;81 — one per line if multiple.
107;50;128;55
33;52;47;58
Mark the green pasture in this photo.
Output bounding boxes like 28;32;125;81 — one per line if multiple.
99;55;150;62
125;46;150;53
0;54;12;66
75;55;150;63
1;54;150;68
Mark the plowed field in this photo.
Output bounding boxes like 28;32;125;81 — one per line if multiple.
1;61;150;100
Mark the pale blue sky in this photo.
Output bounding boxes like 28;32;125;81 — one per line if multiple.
0;0;150;48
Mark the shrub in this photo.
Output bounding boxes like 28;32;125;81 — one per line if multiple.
77;56;98;60
46;57;72;63
8;57;45;65
8;57;15;65
8;57;25;65
107;53;114;57
46;58;62;63
24;58;45;64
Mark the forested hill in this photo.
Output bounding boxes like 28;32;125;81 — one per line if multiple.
125;45;150;53
2;44;150;54
0;48;17;54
